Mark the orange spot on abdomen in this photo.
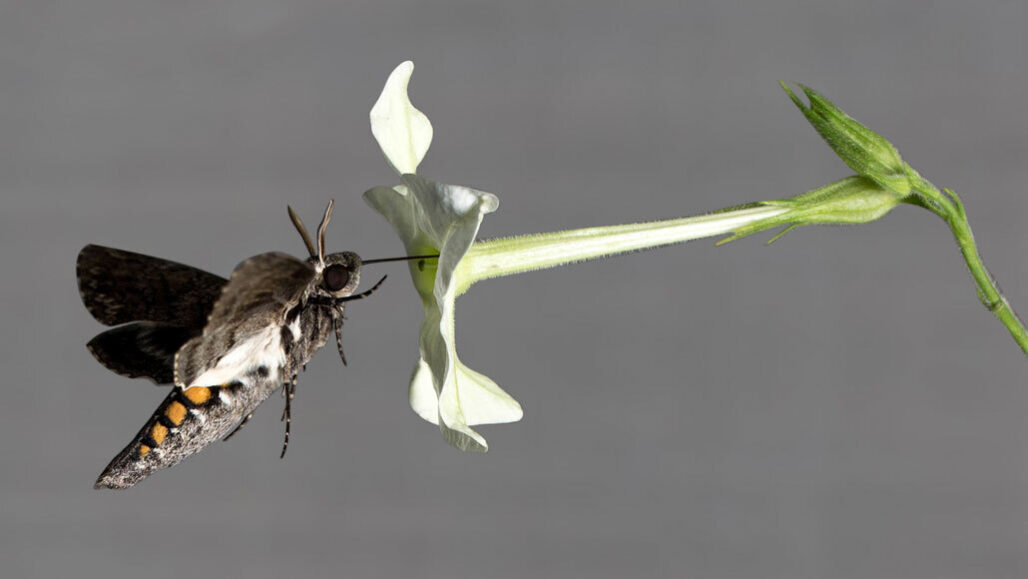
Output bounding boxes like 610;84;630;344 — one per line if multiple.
165;401;187;426
139;444;151;458
183;386;212;405
151;423;168;444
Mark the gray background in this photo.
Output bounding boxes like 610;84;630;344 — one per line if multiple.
3;1;1028;578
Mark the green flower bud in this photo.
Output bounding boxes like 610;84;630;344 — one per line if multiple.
783;83;912;196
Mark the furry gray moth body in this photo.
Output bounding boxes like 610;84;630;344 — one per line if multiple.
79;202;385;489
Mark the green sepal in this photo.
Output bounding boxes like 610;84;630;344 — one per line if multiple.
717;175;904;245
782;82;912;196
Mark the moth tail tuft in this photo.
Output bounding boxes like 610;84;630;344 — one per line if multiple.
94;469;138;490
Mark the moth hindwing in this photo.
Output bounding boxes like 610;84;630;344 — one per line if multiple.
80;202;388;489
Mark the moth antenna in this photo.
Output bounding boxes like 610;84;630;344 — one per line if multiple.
316;199;334;264
287;206;317;258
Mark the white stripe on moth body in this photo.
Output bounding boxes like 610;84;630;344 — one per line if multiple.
189;408;207;423
186;326;286;390
218;388;234;406
287;316;303;342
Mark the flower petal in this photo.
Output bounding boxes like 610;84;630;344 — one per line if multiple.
437;380;489;452
401;174;499;253
364;174;518;452
366;65;519;451
370;61;433;175
453;361;523;426
408;358;439;424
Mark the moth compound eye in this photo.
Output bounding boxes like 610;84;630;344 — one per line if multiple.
323;264;351;292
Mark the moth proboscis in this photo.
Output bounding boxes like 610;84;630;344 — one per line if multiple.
78;201;434;489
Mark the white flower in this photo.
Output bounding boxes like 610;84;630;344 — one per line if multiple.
365;177;523;451
365;63;522;451
364;61;789;451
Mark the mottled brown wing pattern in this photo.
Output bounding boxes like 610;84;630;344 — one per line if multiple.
77;244;227;327
86;322;198;385
77;245;229;384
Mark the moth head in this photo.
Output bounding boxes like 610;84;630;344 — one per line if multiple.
318;252;362;297
288;201;437;301
287;202;365;298
287;201;364;297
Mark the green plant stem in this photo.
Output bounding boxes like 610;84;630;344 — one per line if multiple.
915;183;1028;355
946;208;1028;355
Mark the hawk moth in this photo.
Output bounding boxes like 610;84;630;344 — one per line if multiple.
78;202;424;489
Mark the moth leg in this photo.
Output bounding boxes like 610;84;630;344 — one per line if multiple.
337;275;387;302
307;276;385;309
334;315;347;366
280;375;297;414
279;377;297;459
223;412;254;441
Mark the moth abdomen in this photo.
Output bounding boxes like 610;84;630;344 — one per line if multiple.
94;384;234;489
